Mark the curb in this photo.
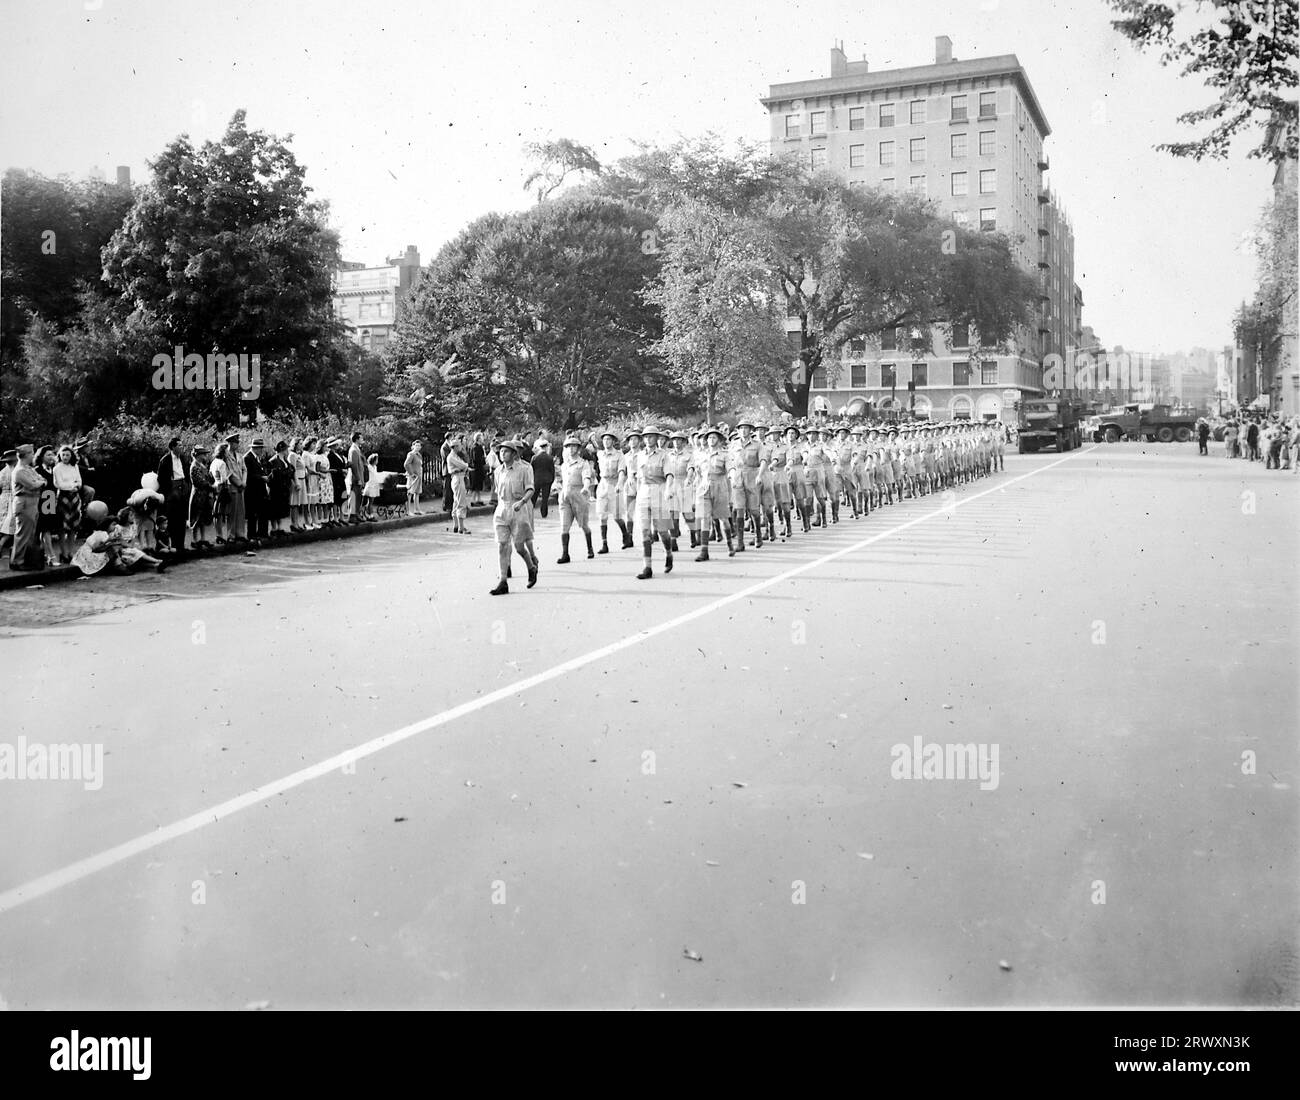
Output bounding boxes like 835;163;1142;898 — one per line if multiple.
0;502;501;593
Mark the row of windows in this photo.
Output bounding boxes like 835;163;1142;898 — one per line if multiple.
877;133;995;164
788;92;998;137
844;181;999;228
812;361;1002;388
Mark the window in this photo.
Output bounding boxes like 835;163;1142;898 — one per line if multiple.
879;141;895;166
847;336;867;356
851;364;867;387
785;114;801;137
951;171;968;196
951;94;967;121
849;106;865;131
880;103;895;127
952;396;973;420
910;137;926;162
952;210;969;226
952;322;970;348
953;360;972;386
951;132;967;158
810;110;827;136
979;169;996;194
881;363;897;388
981;362;999;385
980;207;997;231
979;91;997;118
810;148;828;170
910;99;926;124
849;144;865;168
880;177;895;189
812;367;827;389
912;363;928;387
881;327;897;351
979;130;995;156
910;175;927;195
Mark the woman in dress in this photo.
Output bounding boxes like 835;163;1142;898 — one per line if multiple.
289;438;308;531
447;435;471;533
52;444;83;564
302;438;322;528
210;442;233;544
34;445;59;567
189;443;215;548
267;440;294;534
470;432;488;506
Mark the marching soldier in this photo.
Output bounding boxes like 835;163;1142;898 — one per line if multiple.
634;426;675;578
594;429;629;553
622;427;643;549
555;435;595;563
754;423;778;543
665;430;693;552
733;420;766;550
805;426;830;527
768;425;795;540
788;427;813;532
489;438;539;596
694;426;735;561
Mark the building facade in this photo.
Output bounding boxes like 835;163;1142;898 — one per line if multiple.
332;245;422;354
763;37;1079;423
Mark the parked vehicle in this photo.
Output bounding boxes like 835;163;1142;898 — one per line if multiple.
1090;402;1197;443
1017;399;1084;453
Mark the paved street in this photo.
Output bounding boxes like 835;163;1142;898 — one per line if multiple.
1;443;1295;1009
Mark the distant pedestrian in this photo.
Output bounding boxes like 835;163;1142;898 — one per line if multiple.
267;440;294;534
1197;419;1209;456
157;436;190;553
224;433;247;542
244;436;270;543
210;442;233;544
0;448;16;561
470;433;488;505
347;432;368;522
531;438;555;518
8;445;46;570
446;435;470;533
52;444;83;564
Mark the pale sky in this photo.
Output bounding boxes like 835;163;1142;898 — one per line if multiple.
0;0;1278;353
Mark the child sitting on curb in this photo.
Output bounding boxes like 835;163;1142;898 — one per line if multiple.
74;507;166;576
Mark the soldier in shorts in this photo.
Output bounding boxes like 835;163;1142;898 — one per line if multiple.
634;426;675;579
489;439;538;595
733;420;766;550
694;426;735;560
666;431;694;549
622;427;643;549
556;435;595;563
594;429;628;553
753;423;778;543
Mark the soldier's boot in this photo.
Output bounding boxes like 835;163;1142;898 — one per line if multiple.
661;533;674;573
752;511;763;549
618;519;634;549
598;522;610;554
695;531;710;562
584;530;595;559
725;523;737;557
557;533;571;564
831;500;840;524
637;540;654;580
689;528;699;548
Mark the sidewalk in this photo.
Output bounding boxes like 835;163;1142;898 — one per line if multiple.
0;501;500;593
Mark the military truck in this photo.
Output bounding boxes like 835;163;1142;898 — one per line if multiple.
1016;398;1084;453
1090;402;1197;443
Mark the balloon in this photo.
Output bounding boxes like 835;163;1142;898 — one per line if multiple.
85;500;108;524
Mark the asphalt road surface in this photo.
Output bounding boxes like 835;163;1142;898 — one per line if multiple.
1;443;1296;1009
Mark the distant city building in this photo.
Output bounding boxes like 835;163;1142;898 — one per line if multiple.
763;36;1080;422
1265;113;1298;416
332;245;422;353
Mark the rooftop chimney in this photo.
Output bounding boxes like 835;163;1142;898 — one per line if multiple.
115;166;131;187
936;35;953;64
831;41;847;78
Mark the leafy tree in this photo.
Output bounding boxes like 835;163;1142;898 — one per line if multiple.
763;177;1037;415
0;169;134;362
643;198;790;422
1108;0;1298;162
100;109;348;418
522;138;603;204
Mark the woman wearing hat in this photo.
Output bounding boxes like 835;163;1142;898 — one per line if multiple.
693;426;735;561
622;427;643;545
786;426;813;533
632;427;674;578
489;438;539;595
555;435;595;563
593;429;629;553
188;443;216;549
767;425;795;540
804;427;830;528
665;431;693;549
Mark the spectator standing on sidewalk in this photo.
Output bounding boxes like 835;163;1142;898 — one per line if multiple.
447;434;471;533
403;441;424;516
0;448;16;560
53;444;83;564
440;434;455;513
9;445;47;570
347;432;368;523
224;433;248;544
35;445;59;567
267;440;294;535
189;443;215;548
470;432;488;506
210;442;233;544
244;436;270;543
157;436;190;554
327;438;347;524
1197;419;1210;456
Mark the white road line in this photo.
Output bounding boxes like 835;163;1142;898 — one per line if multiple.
0;447;1096;915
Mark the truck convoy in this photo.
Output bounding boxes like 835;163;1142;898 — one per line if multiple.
1086;402;1197;443
1016;398;1084;453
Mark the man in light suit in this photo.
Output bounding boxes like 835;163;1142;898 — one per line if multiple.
347;432;368;523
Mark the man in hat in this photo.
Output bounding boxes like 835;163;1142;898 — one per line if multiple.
555;435;595;563
224;432;248;542
693;426;735;561
156;436;191;554
244;436;270;543
733;420;766;550
805;426;830;527
8;444;47;569
633;427;675;578
594;430;629;554
489;439;538;595
531;436;555;519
